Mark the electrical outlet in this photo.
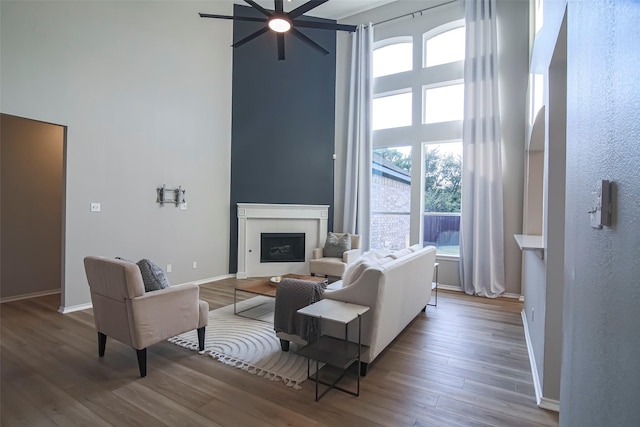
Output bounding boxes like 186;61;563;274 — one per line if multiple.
166;264;172;273
90;202;101;212
192;261;197;269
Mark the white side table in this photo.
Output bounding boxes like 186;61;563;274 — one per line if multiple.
296;299;370;401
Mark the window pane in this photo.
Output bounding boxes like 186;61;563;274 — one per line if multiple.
371;147;411;250
425;27;465;67
423;84;464;124
373;42;412;78
373;91;412;130
423;143;462;256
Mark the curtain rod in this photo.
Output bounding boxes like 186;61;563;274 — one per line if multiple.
373;0;459;26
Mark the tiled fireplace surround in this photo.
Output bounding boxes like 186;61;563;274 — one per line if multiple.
236;203;329;279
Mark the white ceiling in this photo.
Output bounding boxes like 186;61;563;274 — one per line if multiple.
232;0;397;20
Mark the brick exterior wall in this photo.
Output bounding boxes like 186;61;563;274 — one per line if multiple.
371;172;411;250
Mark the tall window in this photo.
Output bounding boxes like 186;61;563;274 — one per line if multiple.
371;16;464;257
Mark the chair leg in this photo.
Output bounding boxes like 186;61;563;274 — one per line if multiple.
197;327;206;351
98;332;107;357
136;348;147;377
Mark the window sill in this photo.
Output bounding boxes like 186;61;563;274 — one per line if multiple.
435;254;459;261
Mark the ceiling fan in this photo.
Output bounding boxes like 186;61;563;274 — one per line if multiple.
199;0;356;61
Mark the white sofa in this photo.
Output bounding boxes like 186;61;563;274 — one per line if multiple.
278;245;437;375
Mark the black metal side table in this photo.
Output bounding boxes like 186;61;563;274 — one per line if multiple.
296;299;370;401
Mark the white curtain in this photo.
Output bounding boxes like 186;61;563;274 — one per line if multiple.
459;0;505;297
343;23;374;251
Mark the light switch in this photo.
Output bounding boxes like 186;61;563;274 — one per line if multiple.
90;202;101;212
589;180;611;229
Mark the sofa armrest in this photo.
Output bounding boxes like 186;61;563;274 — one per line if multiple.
343;248;362;264
129;284;201;349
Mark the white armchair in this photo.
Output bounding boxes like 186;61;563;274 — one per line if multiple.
309;233;361;278
83;256;209;377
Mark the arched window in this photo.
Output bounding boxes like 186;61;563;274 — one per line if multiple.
423;23;465;68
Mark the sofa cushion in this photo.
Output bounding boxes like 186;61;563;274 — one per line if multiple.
323;232;352;258
341;251;393;286
136;259;170;292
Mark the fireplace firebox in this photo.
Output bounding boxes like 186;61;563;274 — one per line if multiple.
260;233;305;263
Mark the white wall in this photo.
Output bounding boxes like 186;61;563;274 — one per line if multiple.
1;1;233;310
335;0;528;294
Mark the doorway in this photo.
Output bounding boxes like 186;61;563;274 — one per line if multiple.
1;114;66;303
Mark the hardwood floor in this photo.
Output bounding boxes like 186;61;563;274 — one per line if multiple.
1;279;558;426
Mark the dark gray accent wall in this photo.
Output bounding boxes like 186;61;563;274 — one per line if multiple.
229;5;336;273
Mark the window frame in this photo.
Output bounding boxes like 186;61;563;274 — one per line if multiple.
370;10;465;255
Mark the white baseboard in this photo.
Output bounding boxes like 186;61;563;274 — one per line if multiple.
188;274;236;286
539;397;560;412
59;302;93;314
503;292;523;300
1;289;61;304
521;309;560;413
436;284;522;300
59;274;238;314
437;284;464;292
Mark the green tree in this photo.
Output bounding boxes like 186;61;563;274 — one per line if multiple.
375;148;411;172
424;148;461;213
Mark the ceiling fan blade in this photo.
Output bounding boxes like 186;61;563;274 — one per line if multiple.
277;33;285;61
275;0;283;14
199;13;267;24
291;28;329;55
233;26;270;48
294;19;357;32
288;0;329;19
244;0;272;17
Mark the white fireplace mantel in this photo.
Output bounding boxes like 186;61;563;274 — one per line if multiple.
237;203;329;279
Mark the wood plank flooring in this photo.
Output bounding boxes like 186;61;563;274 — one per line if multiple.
1;278;559;426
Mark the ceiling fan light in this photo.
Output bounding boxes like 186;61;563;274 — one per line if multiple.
268;17;291;33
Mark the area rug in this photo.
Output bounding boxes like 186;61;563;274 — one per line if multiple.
168;296;314;390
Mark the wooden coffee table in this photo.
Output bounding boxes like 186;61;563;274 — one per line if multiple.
233;274;328;319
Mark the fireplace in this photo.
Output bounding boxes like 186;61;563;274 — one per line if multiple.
260;233;305;263
236;203;328;278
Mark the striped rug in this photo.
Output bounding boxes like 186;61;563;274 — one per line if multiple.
168;296;315;390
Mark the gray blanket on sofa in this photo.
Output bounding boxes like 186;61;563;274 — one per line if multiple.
274;278;326;342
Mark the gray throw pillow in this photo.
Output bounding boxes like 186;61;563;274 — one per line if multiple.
323;232;352;258
136;259;170;292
